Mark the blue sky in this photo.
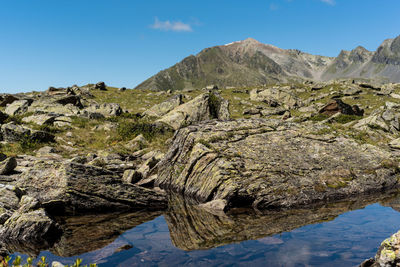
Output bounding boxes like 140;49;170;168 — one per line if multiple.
0;0;399;93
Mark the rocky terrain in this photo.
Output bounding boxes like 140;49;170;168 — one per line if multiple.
1;79;400;264
136;35;400;91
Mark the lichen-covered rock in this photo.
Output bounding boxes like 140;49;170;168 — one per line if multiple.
250;87;300;109
157;92;230;130
143;94;183;118
22;114;58;126
156;119;400;210
0;157;17;175
5;99;32;116
354;102;400;133
361;230;400;267
15;161;167;214
0;123;30;142
83;103;123;117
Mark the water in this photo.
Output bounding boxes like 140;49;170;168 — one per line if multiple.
9;193;400;267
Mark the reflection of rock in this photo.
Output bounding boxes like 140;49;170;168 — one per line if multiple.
165;193;400;251
50;211;162;257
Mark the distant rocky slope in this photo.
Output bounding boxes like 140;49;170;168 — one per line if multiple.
135;35;400;91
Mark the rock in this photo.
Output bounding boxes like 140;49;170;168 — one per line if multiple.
361;230;400;267
0;123;30;142
30;130;55;143
119;87;127;91
343;87;362;96
0;157;17;175
354;102;400;133
250;88;300;109
0;94;19;107
0;207;61;249
156;119;400;210
0;184;21;210
5;99;32;116
95;82;107;91
84;103;123;117
243;108;260;115
54;95;83;108
22;114;58;126
36;146;57;155
157;92;230;130
260;107;287;117
15;161;167;214
143;95;183;118
122;169;142;184
319;99;364;116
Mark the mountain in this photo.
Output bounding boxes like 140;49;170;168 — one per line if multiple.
135;36;400;91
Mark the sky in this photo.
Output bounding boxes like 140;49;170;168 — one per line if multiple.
0;0;399;93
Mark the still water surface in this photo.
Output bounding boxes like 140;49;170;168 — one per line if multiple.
11;194;400;267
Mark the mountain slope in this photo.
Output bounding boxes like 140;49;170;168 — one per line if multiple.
136;36;400;91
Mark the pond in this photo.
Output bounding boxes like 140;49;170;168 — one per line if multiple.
9;193;400;267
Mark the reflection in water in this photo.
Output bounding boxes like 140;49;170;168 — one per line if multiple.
165;192;400;251
50;211;162;257
6;191;400;266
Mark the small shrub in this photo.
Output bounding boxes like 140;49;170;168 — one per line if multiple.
308;113;329;122
333;114;362;124
208;92;221;119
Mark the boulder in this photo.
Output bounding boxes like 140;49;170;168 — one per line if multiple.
22;114;58;126
5;99;32;116
1;123;30;142
0;157;17;175
354;102;400;133
319;99;364;116
143;95;183;118
360;230;400;267
250;88;300;109
156;119;400;210
119;87;127;91
15;161;167;214
157;92;230;130
83;103;123;117
0;201;62;250
0;95;19;107
95;82;107;91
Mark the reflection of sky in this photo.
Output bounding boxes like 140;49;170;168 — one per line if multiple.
13;203;400;267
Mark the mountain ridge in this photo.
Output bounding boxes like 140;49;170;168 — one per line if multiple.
135;35;400;91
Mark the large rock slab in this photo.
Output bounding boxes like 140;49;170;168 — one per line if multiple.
15;161;167;214
156;119;400;210
5;99;32;116
250;87;300;109
143;94;183;118
157;92;230;130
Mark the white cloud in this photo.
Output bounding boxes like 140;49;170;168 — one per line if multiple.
150;17;193;32
320;0;336;5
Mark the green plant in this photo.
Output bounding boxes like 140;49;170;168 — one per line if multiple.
333;114;362;124
308;113;330;122
208;92;221;119
0;255;96;267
